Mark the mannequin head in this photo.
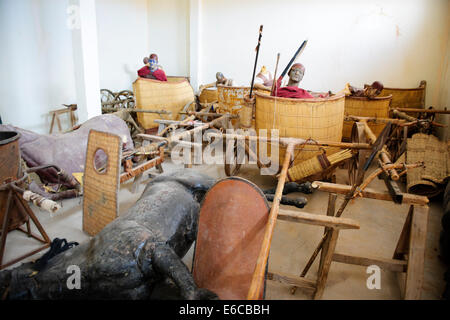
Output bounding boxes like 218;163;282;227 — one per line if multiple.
287;63;305;87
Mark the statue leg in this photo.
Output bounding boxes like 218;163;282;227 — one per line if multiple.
152;244;218;300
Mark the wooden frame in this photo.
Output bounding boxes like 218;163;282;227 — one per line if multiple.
304;181;429;300
0;188;51;270
49;106;77;134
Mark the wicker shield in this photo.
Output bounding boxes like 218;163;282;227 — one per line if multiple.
82;130;122;236
193;177;269;300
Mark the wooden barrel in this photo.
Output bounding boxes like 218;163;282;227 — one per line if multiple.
133;77;195;129
342;95;392;140
0;131;28;231
255;93;345;167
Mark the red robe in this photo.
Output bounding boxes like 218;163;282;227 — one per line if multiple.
137;67;167;81
275;86;314;99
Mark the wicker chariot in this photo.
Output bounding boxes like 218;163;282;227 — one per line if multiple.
132;77;195;129
381;80;426;112
342;95;392;141
225;92;346;179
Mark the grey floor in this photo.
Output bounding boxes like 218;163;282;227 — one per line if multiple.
2;160;446;299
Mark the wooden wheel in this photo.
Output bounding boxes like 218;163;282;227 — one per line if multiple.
180;101;197;120
348;122;368;185
100;89;115;111
114;90;135;109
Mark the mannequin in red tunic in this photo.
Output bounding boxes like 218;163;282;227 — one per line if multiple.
273;63;314;99
137;53;167;81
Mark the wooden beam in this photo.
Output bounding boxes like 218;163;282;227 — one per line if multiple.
391;108;450;114
312;181;429;206
404;205;428;300
277;209;359;230
267;271;316;291
332;252;407;272
314;229;339;299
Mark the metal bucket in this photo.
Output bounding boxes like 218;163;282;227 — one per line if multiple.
0;131;27;231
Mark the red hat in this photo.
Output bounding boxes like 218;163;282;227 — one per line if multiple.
290;63;305;73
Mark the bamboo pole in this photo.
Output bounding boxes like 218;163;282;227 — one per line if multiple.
102;106;171;114
345;115;405;125
205;132;372;150
247;143;294;300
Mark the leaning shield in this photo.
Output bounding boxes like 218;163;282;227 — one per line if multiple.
192;177;269;300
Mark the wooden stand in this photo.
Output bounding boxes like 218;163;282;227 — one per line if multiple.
49;105;77;134
296;182;429;300
266;193;360;299
0;188;51;270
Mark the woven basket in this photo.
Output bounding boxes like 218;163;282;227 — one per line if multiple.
255;92;345;167
199;88;218;103
217;85;251;127
342;95;392;140
406;133;449;197
133;77;195;129
380;80;426;111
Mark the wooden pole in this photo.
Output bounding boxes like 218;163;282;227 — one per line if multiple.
247;143;294;300
391;108;450;114
205;132;372;150
270;53;280;96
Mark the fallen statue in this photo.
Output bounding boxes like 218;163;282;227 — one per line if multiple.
0;170;218;300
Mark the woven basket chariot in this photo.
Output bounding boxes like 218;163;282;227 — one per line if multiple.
254;92;345;168
342;95;392;140
133;77;195;129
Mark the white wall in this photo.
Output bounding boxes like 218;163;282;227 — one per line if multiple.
96;0;149;92
200;0;449;109
1;0;448;136
0;0;77;133
147;0;190;77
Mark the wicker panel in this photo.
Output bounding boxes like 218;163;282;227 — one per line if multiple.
217;86;251;127
342;95;392;140
406;133;449;197
255;93;345;166
83;130;122;236
199;88;218;103
381;81;426;110
133;78;195;129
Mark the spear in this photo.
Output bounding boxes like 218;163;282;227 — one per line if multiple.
249;25;263;99
275;40;308;89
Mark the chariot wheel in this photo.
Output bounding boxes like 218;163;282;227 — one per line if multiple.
100;89;115;111
114;90;135;109
348;122;369;185
180;101;197;120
